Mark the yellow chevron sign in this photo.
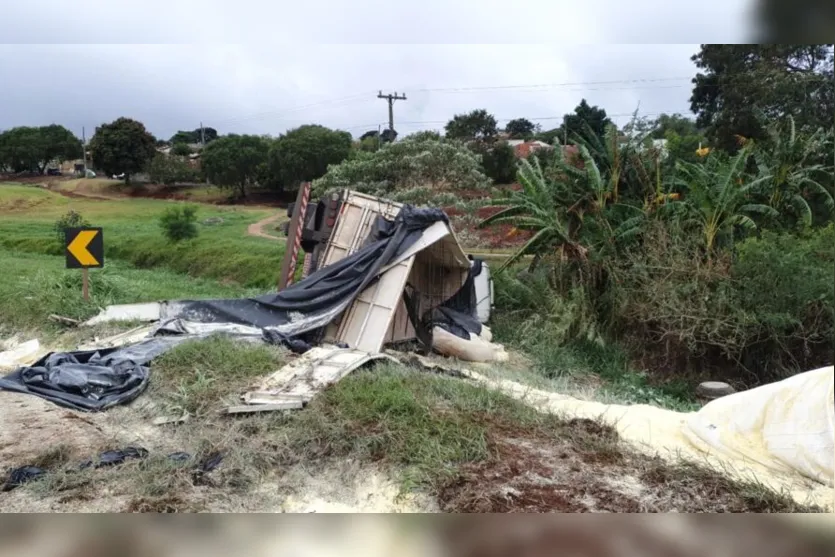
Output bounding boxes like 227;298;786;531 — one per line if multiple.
65;228;103;269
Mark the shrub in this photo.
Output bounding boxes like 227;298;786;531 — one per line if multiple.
614;222;834;383
54;210;91;250
312;136;490;198
731;225;834;374
159;205;199;242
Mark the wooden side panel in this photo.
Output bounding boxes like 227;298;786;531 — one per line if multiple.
320;191;402;268
333;255;416;353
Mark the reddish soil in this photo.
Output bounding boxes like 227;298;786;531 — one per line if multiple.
437;417;818;514
444;205;532;249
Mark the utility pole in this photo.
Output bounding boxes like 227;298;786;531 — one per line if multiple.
81;127;87;176
200;122;205;145
377;91;407;133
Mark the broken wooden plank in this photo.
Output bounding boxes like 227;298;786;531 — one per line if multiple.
226;401;303;414
49;314;81;326
152;413;190;426
242;392;308;405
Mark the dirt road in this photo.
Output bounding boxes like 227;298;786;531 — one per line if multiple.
247;213;283;240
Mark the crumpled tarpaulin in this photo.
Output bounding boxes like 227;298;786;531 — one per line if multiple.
0;337;187;411
1;206;450;411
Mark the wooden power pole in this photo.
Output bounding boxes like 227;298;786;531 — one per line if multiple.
377;91;407;132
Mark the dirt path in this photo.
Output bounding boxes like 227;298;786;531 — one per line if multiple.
247;213;283;240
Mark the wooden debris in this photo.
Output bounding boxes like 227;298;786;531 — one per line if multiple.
152;413;190;426
226;401;304;414
242;392;308;406
49;314;80;326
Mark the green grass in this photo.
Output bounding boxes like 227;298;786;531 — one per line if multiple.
0;249;259;337
0;184;284;288
151;336;286;417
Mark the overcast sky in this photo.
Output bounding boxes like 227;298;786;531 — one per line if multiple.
1;1;756;140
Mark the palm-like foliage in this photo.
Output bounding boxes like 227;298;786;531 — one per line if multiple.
479;142;647;271
479;156;583;272
670;146;777;253
751;116;834;228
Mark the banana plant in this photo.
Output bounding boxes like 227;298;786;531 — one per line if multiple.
670;145;777;254
751;116;834;228
478;156;586;272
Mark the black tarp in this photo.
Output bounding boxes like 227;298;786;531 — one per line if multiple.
425;258;484;340
0;206;449;412
0;336;187;412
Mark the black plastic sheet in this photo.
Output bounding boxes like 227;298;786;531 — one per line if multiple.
0;336;187;412
426;259;484;340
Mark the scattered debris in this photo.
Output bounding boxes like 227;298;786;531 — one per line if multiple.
151;413;190;426
83;302;163;326
48;314;81;326
81;446;149;469
2;466;45;492
226;401;303;414
0;338;41;372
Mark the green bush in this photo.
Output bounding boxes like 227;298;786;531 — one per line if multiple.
478;142;518;184
159;205;199;242
731;225;834;374
614;222;834;382
53;210;91;250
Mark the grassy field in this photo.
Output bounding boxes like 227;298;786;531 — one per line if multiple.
0;249;258;339
0;183;284;288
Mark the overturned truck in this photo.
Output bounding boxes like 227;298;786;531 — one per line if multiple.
280;189;503;361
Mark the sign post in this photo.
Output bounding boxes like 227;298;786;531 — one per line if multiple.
65;227;103;301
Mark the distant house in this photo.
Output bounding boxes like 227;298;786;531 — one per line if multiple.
507;139;553;158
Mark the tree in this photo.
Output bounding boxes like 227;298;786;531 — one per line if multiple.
0;125;80;174
650;113;701;140
380;128;398;143
146;153;197;186
445;109;498;141
170;127;218;145
268;125;352;191
359;130;379;141
169;143;193;157
478;141;518;184
201;134;270;198
505;118;536;139
405;130;442;142
159;205;199;242
88;118;156;184
312;136;490;199
561;100;612;145
358;137;380;152
690;44;835;153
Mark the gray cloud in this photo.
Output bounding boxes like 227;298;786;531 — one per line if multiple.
0;1;755;140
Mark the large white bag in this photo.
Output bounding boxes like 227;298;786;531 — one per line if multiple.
682;366;834;486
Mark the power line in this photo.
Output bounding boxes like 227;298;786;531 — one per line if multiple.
409;77;694;94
